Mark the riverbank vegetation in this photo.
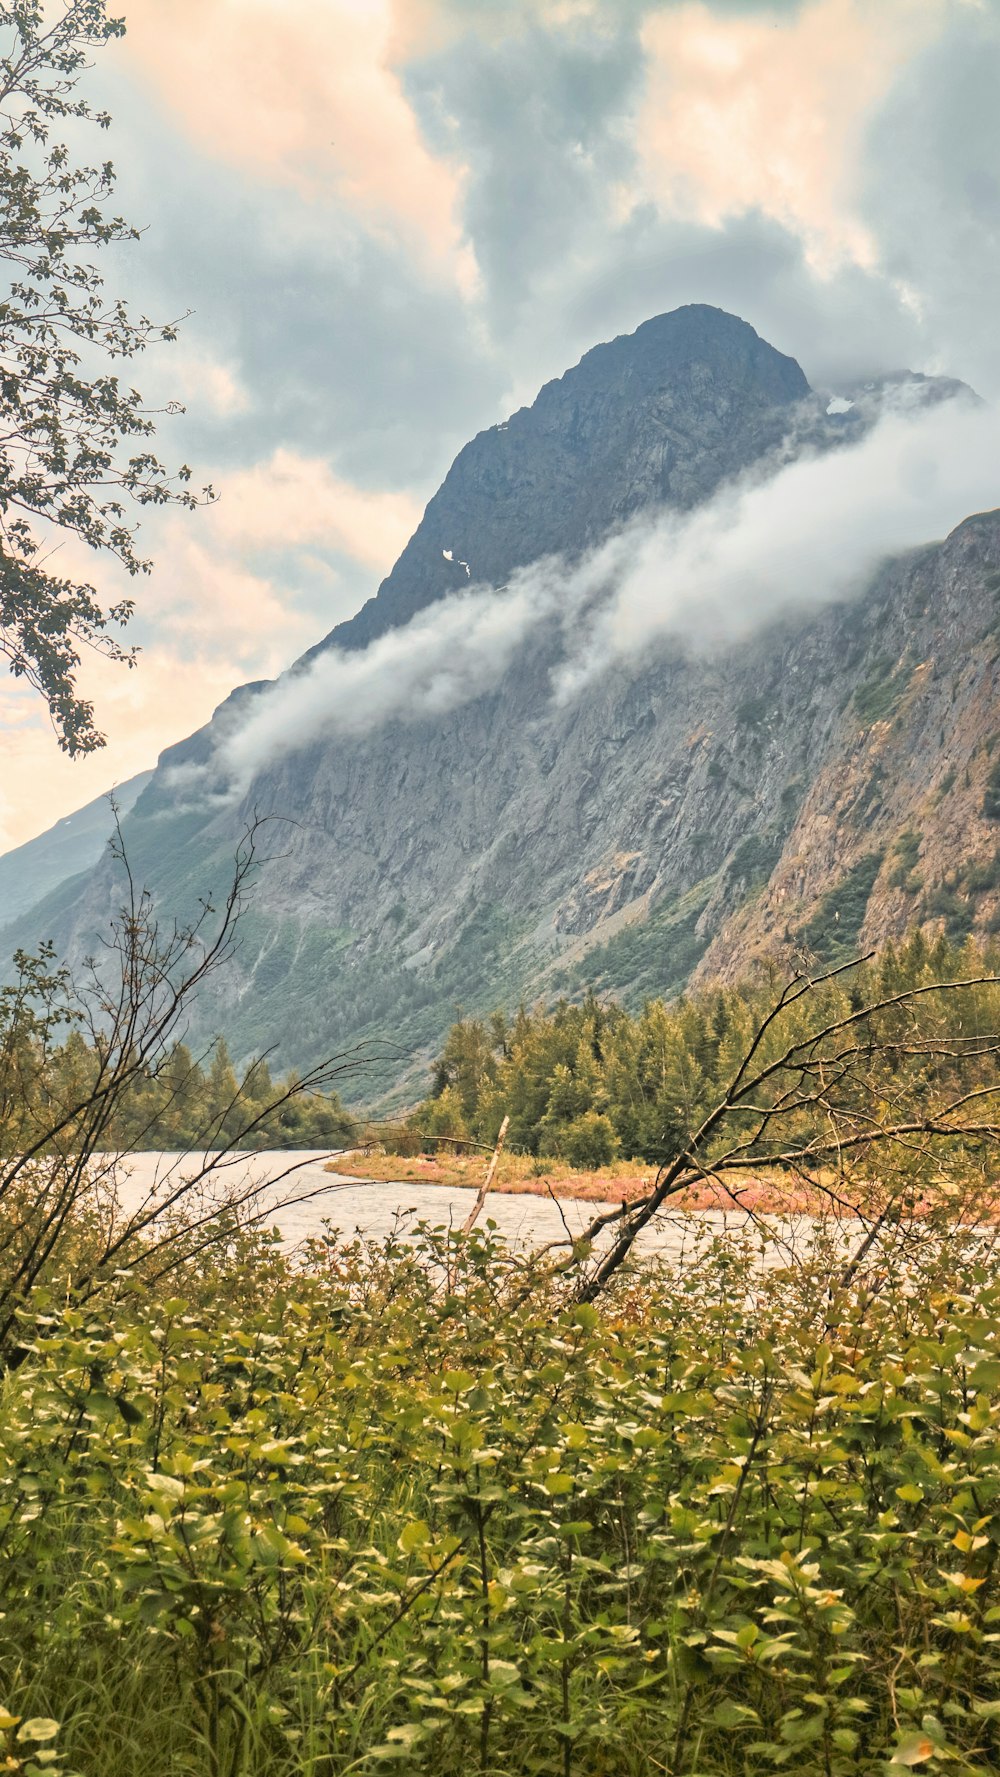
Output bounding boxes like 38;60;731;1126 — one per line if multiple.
400;930;1000;1171
324;1146;846;1215
7;835;1000;1771
327;1144;658;1202
4;1218;1000;1774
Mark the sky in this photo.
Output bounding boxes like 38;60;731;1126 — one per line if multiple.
1;0;999;849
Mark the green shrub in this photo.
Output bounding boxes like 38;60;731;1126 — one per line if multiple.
725;830;783;893
923;884;974;942
852;655;910;724
6;1233;1000;1774
561;1109;619;1168
888;827;922;890
961;847;1000;895
799;851;884;962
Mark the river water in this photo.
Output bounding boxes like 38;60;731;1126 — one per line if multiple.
109;1150;834;1267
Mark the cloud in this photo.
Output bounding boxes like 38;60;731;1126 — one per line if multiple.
199;387;1000;799
637;0;932;272
162;348;252;420
121;0;476;292
401;7;644;347
0;436;421;851
97;70;502;493
396;0;956;417
859;6;1000;397
0;648;249;853
555;389;1000;694
210;572;570;794
209;452;423;574
10;0;999;859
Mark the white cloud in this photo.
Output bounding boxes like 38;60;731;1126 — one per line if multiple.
213;570;572;793
0;434;428;852
122;0;478;293
0;649;246;853
209;451;423;574
638;0;945;274
555;390;1000;695
203;388;1000;798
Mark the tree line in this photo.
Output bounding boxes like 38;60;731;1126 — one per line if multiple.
408;928;1000;1168
0;928;355;1164
0;1016;355;1157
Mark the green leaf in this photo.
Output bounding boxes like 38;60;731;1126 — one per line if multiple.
711;1700;759;1728
17;1720;60;1743
398;1519;431;1554
488;1661;522;1690
890;1733;937;1767
387;1724;426;1746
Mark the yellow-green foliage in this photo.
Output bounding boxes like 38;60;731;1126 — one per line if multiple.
411;930;1000;1165
0;988;354;1158
4;1228;1000;1773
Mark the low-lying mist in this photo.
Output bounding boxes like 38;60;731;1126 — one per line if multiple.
197;390;1000;798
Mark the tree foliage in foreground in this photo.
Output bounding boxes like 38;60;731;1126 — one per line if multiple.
0;1;208;750
4;1223;1000;1773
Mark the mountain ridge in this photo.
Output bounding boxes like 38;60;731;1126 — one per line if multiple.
2;305;995;1106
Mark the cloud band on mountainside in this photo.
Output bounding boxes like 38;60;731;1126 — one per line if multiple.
195;391;1000;797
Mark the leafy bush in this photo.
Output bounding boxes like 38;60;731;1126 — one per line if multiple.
5;1229;1000;1773
561;1109;619;1168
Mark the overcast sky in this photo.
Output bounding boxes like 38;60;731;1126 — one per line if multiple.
1;0;998;849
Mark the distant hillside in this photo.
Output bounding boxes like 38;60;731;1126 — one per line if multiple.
0;770;152;929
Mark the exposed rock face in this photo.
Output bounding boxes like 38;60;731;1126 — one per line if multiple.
313;304;810;657
3;305;996;1104
695;511;1000;982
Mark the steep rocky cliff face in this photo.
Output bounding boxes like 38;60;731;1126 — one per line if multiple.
313;304;811;655
4;305;997;1104
695;512;1000;981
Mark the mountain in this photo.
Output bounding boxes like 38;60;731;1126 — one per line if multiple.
0;769;152;929
2;304;995;1105
315;303;809;654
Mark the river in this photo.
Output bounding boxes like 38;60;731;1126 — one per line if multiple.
109;1149;838;1267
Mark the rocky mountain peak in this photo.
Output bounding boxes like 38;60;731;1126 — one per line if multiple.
311;305;812;657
